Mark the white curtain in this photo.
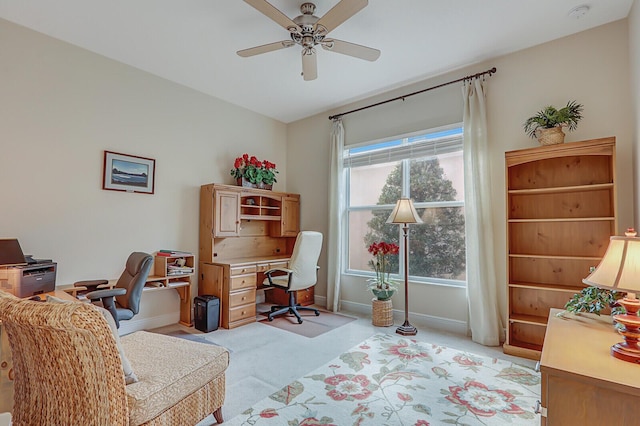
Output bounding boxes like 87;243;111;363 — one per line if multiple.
327;119;344;312
462;79;502;346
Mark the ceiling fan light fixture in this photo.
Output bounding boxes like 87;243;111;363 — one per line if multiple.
238;0;379;80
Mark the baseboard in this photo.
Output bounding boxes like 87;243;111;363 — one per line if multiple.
118;312;179;336
314;294;326;307
338;300;468;335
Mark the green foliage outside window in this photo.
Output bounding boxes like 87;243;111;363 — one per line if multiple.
364;158;466;280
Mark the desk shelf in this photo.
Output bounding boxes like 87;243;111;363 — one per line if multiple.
152;253;194;326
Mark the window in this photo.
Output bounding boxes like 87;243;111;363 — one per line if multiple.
344;125;466;286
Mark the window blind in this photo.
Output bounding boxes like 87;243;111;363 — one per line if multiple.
344;134;463;168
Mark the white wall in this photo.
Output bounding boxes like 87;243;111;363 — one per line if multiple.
287;19;634;335
631;2;640;227
2;17;636;337
0;19;287;329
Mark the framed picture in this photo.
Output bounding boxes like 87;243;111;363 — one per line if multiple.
102;151;155;194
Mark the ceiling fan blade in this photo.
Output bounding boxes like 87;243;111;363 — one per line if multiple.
243;0;300;33
315;0;368;34
302;49;317;81
321;39;380;61
237;40;295;57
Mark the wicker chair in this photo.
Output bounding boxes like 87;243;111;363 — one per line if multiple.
0;290;228;425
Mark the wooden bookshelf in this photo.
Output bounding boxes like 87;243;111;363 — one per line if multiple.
503;137;617;360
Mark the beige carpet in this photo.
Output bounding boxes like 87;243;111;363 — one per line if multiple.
257;309;356;338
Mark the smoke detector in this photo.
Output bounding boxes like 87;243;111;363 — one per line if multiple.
568;5;590;19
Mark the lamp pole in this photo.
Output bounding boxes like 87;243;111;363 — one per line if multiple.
396;223;417;336
387;197;421;336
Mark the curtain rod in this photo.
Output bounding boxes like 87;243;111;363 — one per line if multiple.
328;66;497;121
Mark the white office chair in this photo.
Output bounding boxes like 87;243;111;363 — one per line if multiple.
263;231;323;324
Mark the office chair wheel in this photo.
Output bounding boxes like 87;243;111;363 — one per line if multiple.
298;318;303;324
268;317;274;322
315;311;320;316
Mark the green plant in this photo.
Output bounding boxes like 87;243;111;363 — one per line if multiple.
564;286;625;316
523;100;584;138
230;154;278;185
366;241;399;298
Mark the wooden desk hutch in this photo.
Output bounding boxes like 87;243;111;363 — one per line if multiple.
198;183;306;329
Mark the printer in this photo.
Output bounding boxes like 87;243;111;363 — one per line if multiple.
0;262;57;297
0;238;56;297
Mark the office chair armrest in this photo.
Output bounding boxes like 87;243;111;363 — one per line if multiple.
85;287;126;301
73;279;109;293
264;268;293;287
264;267;293;276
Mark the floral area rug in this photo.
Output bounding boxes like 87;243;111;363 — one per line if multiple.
227;333;540;426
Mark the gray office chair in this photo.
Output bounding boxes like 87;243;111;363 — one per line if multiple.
74;252;153;328
263;231;323;324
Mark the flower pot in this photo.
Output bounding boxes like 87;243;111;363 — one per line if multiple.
237;177;257;188
535;127;565;146
372;298;393;327
257;181;273;191
371;288;395;301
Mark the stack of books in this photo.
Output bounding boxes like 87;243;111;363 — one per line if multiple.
167;264;194;275
157;249;192;257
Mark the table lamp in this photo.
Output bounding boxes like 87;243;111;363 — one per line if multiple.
582;229;640;363
387;197;423;336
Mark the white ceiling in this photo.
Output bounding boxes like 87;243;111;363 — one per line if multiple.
0;0;634;123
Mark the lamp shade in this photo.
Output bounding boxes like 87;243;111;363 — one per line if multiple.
583;236;640;293
386;198;423;225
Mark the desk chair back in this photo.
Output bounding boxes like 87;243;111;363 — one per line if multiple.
288;231;323;291
114;252;153;314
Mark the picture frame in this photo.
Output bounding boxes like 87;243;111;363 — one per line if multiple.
102;151;156;194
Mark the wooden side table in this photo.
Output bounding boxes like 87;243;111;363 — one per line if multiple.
372;298;393;327
540;309;640;425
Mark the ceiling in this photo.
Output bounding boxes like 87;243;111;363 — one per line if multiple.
0;0;634;123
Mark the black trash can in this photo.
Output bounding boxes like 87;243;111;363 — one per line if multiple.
194;295;220;333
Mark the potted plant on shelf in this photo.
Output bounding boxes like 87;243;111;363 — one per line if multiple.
367;241;399;301
230;154;278;190
523;100;583;146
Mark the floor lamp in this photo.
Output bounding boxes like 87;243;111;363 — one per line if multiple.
387;197;423;336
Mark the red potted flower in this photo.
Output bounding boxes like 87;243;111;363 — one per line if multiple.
230;154;278;189
367;241;399;300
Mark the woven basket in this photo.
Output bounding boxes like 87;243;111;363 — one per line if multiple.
372;298;393;327
536;126;565;146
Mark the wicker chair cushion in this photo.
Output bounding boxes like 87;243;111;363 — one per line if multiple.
121;331;229;425
46;295;138;384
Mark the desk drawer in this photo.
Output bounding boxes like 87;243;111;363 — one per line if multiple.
230;274;256;290
266;286;315;306
229;304;256;323
231;265;257;276
258;262;288;273
229;288;256;307
269;261;288;270
296;287;314;305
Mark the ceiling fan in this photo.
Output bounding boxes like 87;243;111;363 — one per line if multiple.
237;0;380;81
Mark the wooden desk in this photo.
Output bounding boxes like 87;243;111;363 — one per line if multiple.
540;309;640;425
63;281;194;327
40;289;78;302
201;255;316;329
59;253;194;327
